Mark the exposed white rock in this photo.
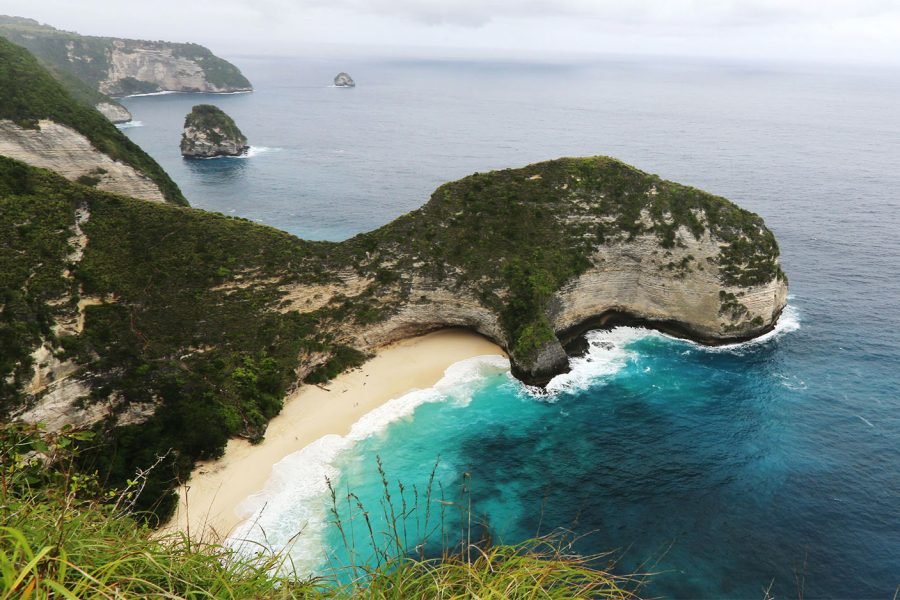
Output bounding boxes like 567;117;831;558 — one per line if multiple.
551;228;787;340
0;119;165;202
95;101;133;124
100;44;252;95
334;72;355;87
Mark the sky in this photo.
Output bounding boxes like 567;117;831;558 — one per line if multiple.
2;0;899;65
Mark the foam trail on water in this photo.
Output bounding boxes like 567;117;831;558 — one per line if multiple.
228;355;509;575
544;304;801;395
115;121;143;129
123;90;178;97
545;327;648;395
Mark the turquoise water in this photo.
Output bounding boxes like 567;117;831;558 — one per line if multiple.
121;57;900;598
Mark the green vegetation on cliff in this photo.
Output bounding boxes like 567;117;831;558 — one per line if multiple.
0;15;252;96
181;104;248;155
0;16;128;115
0;155;784;522
0;37;186;205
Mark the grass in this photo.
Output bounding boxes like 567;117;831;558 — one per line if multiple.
0;423;644;599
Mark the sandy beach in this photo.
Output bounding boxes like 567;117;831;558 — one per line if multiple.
163;328;506;541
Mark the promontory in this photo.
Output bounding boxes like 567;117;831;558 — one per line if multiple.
0;15;252;123
2;137;786;518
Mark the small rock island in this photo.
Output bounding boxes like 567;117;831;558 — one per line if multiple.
180;104;249;158
334;72;355;87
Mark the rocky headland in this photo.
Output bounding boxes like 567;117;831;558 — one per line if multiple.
0;15;251;122
1;144;786;517
334;72;355;87
0;37;185;203
180;104;249;158
1;20;786;520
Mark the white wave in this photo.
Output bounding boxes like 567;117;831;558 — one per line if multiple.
545;327;649;394
245;146;276;158
543;304;801;395
122;90;178;97
696;304;801;353
228;354;508;575
115;120;143;129
190;147;278;160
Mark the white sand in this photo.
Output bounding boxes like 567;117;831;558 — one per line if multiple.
163;329;506;541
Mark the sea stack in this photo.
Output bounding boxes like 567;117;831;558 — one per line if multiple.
180;104;249;158
334;72;355;87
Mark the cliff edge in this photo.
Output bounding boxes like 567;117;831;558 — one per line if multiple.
0;15;251;121
0;37;186;204
1;155;786;517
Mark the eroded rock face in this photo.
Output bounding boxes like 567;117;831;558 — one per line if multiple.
95;102;133;124
0;119;165;201
334;72;355;87
180;104;248;158
100;41;253;96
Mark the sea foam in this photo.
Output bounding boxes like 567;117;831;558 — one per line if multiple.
228;355;509;574
115;120;143;129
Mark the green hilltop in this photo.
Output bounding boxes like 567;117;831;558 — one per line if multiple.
0;15;251;97
0;36;186;204
0;152;784;520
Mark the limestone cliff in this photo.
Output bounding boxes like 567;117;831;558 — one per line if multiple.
0;37;186;204
0;15;251;103
180;105;249;158
1;155;786;517
0;120;165;201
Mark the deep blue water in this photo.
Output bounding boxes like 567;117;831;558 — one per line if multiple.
122;56;900;598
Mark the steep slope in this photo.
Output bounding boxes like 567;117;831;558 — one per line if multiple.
0;38;186;204
0;15;251;99
0;155;786;519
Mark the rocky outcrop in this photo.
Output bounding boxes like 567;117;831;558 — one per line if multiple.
95;101;132;124
0;119;166;201
334;72;355;87
180;105;249;158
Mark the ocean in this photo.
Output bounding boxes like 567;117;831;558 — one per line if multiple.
121;55;900;598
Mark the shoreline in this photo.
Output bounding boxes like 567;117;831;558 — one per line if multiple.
163;328;506;542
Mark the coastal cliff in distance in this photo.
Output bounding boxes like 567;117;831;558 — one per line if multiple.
0;15;251;122
1;148;786;517
0;37;185;204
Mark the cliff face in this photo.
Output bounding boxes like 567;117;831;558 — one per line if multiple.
1;155;787;517
0;16;251;107
99;41;252;96
180;105;249;158
0;37;186;204
0;120;165;201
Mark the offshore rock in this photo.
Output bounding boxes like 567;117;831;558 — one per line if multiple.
180;104;249;158
334;72;355;87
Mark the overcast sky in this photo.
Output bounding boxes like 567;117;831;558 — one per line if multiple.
3;0;900;65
